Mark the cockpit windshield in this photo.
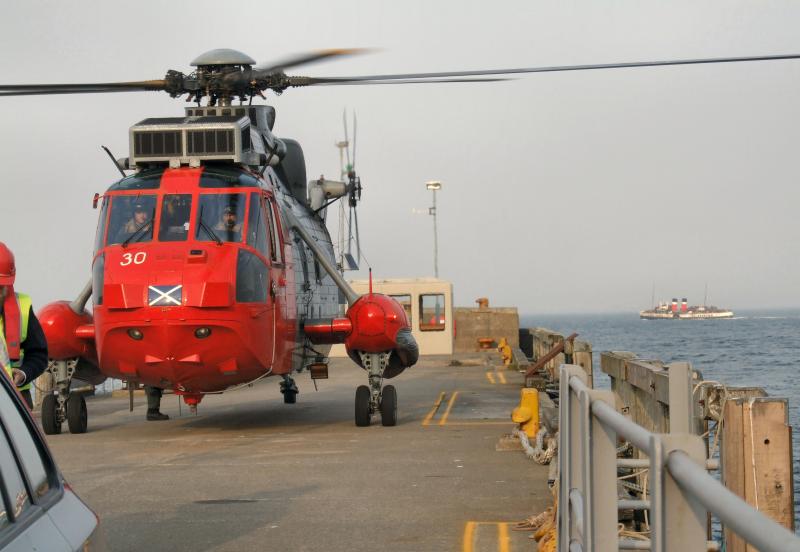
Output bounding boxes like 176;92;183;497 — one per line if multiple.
158;194;193;242
196;193;247;243
106;195;157;245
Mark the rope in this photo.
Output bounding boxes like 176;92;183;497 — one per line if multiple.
618;523;650;541
693;380;729;458
513;427;557;464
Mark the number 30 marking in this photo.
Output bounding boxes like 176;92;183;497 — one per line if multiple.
120;252;147;266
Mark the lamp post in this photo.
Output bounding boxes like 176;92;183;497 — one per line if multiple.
426;180;442;278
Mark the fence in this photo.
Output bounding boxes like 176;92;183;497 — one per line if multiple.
558;363;800;551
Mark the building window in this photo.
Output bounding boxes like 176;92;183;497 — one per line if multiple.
419;294;445;331
389;294;412;322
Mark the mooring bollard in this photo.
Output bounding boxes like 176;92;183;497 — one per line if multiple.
512;387;539;438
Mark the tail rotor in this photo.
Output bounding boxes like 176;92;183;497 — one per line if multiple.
340;109;363;271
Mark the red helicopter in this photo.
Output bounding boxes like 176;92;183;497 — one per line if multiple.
2;48;798;434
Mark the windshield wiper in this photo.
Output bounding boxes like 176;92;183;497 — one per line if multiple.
122;208;155;248
198;206;222;245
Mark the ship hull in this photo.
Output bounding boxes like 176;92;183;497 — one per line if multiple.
639;310;734;320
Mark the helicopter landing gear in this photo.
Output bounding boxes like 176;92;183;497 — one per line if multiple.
354;352;396;427
66;394;88;434
280;375;298;404
41;359;84;435
41;393;61;435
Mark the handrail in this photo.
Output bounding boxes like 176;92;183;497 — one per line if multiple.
666;451;799;551
557;363;800;552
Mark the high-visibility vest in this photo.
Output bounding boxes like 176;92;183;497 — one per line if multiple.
0;327;10;383
0;293;32;391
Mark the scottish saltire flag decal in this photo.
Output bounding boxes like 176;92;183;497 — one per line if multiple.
148;285;182;306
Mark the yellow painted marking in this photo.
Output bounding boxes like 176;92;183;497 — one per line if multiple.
462;521;476;552
463;521;516;551
445;421;515;426
486;372;496;384
439;391;459;426
498;522;510;552
497;372;507;385
422;391;446;427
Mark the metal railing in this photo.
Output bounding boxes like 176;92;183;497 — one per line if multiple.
557;364;800;552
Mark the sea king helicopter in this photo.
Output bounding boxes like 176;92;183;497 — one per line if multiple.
1;47;798;434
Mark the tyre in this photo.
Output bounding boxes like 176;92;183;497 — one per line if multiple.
283;390;297;404
41;393;61;435
66;394;88;434
380;385;397;427
355;385;371;427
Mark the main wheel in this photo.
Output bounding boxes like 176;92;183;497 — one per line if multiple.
355;385;371;427
380;385;397;427
66;394;88;434
41;393;61;435
283;390;297;404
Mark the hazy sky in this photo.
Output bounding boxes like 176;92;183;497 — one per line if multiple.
1;1;798;314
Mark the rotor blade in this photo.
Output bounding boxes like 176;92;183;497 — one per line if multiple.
296;77;511;86
0;88;152;96
346;204;354;255
352;112;357;170
343;108;351;168
352;205;361;265
254;48;370;76
0;80;166;96
298;52;800;84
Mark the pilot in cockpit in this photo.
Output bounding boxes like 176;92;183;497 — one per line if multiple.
214;206;242;242
117;203;153;244
123;204;150;234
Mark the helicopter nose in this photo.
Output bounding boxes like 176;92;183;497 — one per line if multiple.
107;319;253;390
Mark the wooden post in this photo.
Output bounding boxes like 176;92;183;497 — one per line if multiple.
722;398;794;551
573;341;593;388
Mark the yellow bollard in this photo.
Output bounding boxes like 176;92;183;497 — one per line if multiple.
497;337;513;366
511;388;539;438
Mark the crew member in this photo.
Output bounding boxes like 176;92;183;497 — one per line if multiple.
214;206;242;242
123;203;151;234
117;202;153;242
0;242;48;408
144;386;169;421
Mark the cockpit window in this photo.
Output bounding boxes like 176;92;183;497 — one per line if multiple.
196;193;246;243
246;192;270;258
108;168;164;191
94;196;109;253
159;194;193;242
199;166;260;188
106;195;157;246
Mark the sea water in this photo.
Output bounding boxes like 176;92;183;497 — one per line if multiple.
521;309;800;528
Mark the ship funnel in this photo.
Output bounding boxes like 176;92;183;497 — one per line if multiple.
671;298;678;313
681;298;688;312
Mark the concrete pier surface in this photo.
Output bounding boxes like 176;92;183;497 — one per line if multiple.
42;355;551;552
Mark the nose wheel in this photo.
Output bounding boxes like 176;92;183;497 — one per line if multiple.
354;352;397;427
40;359;86;435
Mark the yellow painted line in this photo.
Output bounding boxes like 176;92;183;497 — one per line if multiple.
445;421;515;426
462;521;476;552
439;391;459;426
472;521;517;524
498;522;510;552
422;391;446;427
497;372;507;385
486;372;496;384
